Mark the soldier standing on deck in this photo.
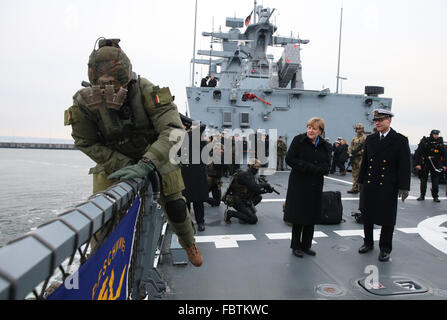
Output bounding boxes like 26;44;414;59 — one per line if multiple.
206;139;224;207
64;38;202;266
347;123;366;193
275;136;288;171
414;129;447;202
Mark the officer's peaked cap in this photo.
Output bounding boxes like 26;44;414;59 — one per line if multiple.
373;109;394;121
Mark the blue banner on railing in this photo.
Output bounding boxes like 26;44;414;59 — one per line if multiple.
48;196;140;300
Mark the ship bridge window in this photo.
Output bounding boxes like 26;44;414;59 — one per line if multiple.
222;112;232;127
239;112;250;127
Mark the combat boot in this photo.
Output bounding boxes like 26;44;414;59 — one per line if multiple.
185;243;203;267
347;188;359;194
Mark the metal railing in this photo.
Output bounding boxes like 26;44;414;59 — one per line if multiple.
0;173;166;300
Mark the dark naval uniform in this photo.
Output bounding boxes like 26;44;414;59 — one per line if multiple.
358;127;411;255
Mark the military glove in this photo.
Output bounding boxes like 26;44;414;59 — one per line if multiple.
264;185;274;194
398;189;409;202
108;158;155;181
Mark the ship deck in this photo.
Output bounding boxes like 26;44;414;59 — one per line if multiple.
157;171;447;300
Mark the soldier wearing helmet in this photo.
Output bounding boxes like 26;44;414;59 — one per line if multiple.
414;129;447;202
64;38;202;267
222;159;274;224
347;123;366;193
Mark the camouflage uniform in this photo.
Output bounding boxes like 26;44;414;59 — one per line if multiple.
347;124;366;193
276;139;287;171
64;39;201;265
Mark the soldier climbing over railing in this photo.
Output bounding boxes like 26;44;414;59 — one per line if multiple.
64;38;202;267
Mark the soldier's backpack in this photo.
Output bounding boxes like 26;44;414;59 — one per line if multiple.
316;191;343;224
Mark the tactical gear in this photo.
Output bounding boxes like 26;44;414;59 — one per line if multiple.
353;123;364;130
248;158;261;167
248;166;259;176
67;39;196;256
165;198;187;223
107;158;155;180
416;136;445;171
68;77;181;179
224;170;251;200
88;38;132;87
80;85;128;110
349;130;366;192
276;139;287;156
276;139;287;170
222;167;265;225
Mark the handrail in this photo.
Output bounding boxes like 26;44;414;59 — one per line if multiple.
0;174;164;300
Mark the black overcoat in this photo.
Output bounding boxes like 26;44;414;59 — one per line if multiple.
334;144;349;163
180;129;209;203
284;134;331;225
358;128;411;226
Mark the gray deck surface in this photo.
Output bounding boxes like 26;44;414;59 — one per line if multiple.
158;171;447;300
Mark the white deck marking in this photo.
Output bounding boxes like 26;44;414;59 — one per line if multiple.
334;229;382;241
260;197;447;203
324;176;352;185
195;234;256;248
261;198;361;202
265;231;328;244
399;215;447;255
397;228;419;234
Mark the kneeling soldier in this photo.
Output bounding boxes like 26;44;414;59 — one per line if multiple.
222;160;274;224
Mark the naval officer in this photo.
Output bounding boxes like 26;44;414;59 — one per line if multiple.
357;109;411;262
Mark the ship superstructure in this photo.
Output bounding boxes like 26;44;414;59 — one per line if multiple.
187;5;391;145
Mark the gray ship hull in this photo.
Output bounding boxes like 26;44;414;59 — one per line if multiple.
187;86;392;146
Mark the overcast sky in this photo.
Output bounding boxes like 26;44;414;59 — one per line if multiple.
1;0;446;145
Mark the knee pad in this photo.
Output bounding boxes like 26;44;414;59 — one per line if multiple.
165;199;187;223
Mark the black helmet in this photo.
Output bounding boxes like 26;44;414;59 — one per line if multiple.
431;129;440;136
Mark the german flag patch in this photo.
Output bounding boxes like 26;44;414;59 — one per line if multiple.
151;87;173;107
154;94;160;105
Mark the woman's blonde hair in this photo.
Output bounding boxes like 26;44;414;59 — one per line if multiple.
306;117;325;134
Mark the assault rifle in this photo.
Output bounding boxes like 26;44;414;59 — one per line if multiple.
258;176;280;195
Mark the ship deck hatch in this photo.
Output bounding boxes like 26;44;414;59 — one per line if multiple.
358;276;429;296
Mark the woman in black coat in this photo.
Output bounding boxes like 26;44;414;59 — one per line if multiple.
284;117;331;257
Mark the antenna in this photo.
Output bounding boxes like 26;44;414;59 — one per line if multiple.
191;0;198;86
209;16;214;76
254;0;257;24
336;6;343;94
